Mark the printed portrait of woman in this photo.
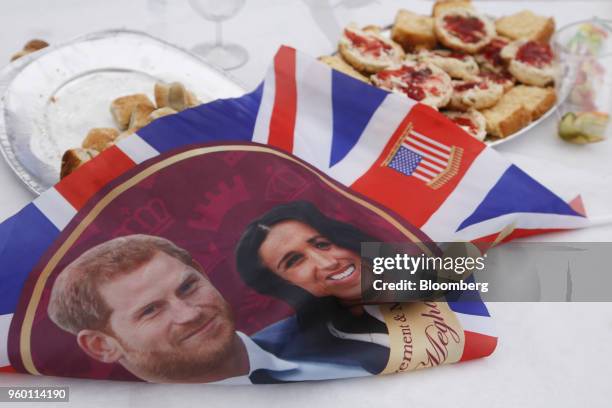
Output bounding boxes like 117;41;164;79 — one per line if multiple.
236;201;394;375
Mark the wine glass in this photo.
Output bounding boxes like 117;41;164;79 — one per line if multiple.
189;0;249;70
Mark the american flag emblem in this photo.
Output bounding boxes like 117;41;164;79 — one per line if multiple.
384;125;463;189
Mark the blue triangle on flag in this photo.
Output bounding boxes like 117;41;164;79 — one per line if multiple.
139;83;263;154
457;165;582;232
445;275;490;317
0;204;59;315
329;71;387;167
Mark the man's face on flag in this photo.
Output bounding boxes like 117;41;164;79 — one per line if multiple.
98;251;236;382
259;220;362;301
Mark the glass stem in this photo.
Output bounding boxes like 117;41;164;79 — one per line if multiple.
215;21;223;48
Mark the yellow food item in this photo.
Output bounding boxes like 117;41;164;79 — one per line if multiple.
558;112;609;144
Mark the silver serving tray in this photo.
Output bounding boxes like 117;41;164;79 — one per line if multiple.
0;29;245;194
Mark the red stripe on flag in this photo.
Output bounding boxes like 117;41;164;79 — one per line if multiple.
0;365;16;373
405;139;450;162
55;146;136;210
460;331;498;361
414;168;433;181
411;131;451;152
268;47;297;153
418;161;442;174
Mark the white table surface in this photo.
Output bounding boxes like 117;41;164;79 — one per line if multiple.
0;1;611;407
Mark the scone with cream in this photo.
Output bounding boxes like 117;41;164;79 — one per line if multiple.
434;8;495;54
475;37;511;73
371;60;452;108
339;24;405;74
478;71;515;93
449;77;504;110
443;109;487;141
418;49;479;80
501;40;556;87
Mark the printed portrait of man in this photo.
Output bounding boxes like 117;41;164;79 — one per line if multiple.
46;234;313;384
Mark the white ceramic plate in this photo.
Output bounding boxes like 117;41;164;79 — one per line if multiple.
0;29;245;194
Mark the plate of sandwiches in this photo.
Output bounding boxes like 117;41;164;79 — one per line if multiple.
320;0;562;146
0;30;245;194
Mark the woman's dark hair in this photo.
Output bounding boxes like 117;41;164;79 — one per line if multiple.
235;201;378;324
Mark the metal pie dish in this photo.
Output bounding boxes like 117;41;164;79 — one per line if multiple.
0;29;245;194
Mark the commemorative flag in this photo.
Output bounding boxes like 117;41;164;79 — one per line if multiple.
0;46;589;377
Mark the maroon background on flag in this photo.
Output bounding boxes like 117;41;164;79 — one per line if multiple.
9;143;430;381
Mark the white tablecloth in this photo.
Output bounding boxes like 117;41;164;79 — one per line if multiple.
0;1;611;407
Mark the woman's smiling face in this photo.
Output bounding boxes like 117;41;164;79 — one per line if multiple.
258;220;362;301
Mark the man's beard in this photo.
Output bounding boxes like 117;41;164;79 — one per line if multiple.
117;304;238;382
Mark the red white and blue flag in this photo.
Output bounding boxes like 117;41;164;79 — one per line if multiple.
0;46;588;373
245;47;588;243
